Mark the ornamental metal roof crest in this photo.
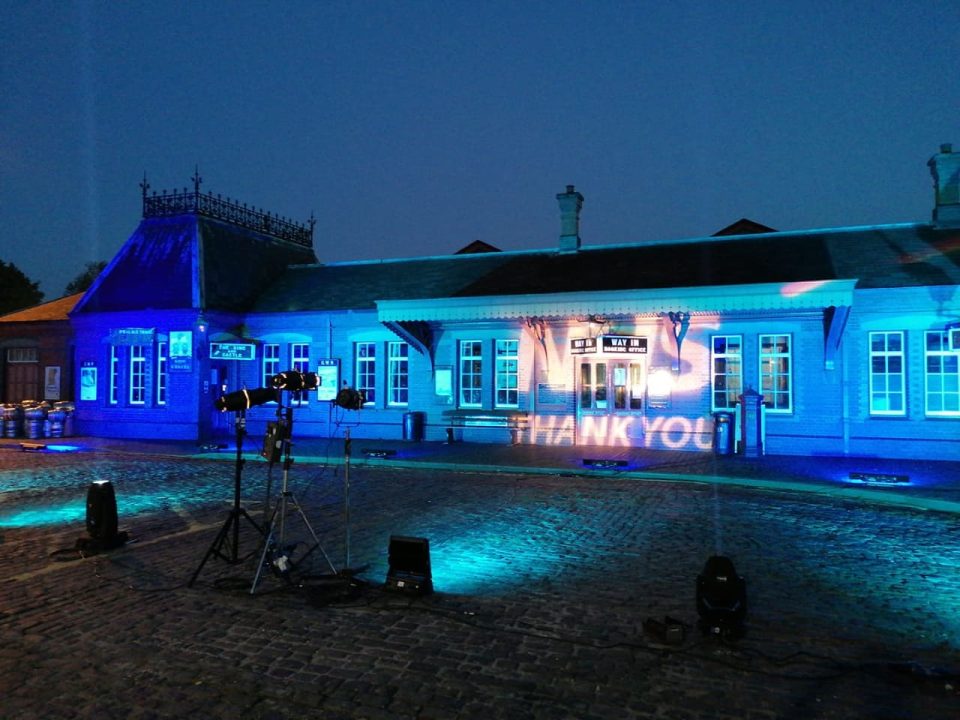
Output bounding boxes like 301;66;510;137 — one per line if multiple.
140;170;314;248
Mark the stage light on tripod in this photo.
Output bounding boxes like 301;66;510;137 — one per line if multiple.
335;387;365;410
214;387;279;412
271;370;319;392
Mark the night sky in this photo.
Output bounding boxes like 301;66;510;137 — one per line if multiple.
2;1;957;299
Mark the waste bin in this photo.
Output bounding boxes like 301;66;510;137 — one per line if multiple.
713;412;733;455
403;411;425;442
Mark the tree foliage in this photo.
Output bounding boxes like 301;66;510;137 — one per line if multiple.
0;260;44;315
65;260;108;295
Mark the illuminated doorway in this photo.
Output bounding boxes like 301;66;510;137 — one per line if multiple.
208;363;234;437
577;357;646;446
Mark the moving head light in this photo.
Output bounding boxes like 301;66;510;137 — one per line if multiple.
696;555;747;639
271;370;319;392
215;387;279;412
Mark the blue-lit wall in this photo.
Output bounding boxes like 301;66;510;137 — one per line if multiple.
71;309;215;441
843;287;960;459
64;211;959;461
70;287;960;462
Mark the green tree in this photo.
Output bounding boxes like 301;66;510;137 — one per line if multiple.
64;260;108;295
0;260;44;315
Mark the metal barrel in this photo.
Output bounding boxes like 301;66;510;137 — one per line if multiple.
23;404;48;440
2;404;23;438
55;402;76;437
48;408;66;438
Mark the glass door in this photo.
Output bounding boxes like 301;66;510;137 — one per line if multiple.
577;358;645;446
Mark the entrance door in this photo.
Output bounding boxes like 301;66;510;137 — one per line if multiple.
577;357;646;446
5;349;40;402
210;364;232;436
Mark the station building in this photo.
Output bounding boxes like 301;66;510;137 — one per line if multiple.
65;147;960;460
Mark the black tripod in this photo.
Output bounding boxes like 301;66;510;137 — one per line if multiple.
189;411;264;587
250;400;337;594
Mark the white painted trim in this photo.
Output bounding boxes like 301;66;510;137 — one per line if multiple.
376;280;858;322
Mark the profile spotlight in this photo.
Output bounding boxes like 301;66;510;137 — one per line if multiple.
335;387;365;410
385;535;433;595
77;479;128;553
696;555;746;639
214;387;279;412
271;370;319;392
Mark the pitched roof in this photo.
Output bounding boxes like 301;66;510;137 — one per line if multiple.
253;223;960;313
455;239;502;254
252;252;514;312
73;214;316;314
0;293;84;323
453;234;834;297
712;218;777;236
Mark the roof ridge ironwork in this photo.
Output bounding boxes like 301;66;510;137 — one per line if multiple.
140;172;314;248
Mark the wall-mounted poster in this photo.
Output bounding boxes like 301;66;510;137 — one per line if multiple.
80;362;97;401
169;331;193;357
434;367;453;402
316;359;340;401
44;366;61;400
169;330;194;372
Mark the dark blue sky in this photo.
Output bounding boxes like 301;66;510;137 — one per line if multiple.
2;1;957;298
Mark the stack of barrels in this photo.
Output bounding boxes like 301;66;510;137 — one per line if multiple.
1;401;75;439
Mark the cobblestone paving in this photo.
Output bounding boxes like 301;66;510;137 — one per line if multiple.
1;447;958;719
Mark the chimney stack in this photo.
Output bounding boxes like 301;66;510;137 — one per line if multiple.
556;184;584;252
928;143;960;227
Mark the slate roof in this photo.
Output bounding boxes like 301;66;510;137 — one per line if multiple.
825;224;960;289
73;214;316;314
253;223;960;313
453;234;834;297
252;253;513;312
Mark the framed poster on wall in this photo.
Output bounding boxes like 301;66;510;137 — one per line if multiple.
44;366;61;400
80;362;97;401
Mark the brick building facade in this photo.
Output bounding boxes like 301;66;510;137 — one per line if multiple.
48;145;960;460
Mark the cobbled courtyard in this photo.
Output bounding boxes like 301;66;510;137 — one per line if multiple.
1;446;958;719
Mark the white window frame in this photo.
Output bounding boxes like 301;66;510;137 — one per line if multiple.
290;343;310;406
495;339;519;409
869;331;906;416
109;345;119;406
387;341;409;407
924;330;960;417
156;341;167;406
459;340;483;408
759;333;792;413
129;345;146;405
711;335;742;411
355;342;377;406
262;343;280;392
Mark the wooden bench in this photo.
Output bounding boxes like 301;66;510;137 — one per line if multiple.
442;409;529;444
